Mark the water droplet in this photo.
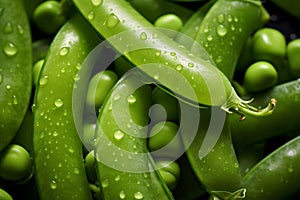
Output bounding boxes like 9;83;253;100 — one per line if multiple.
53;131;59;137
113;93;121;101
114;130;124;140
227;15;233;22
217;14;225;24
102;179;109;188
39;75;48;85
91;0;102;6
17;24;24;34
153;72;159;80
217;25;227;37
88;11;94;20
115;175;121;181
68;147;75;154
60;47;69;56
216;56;223;63
73;168;79;174
119;190;126;199
5;84;10;90
234;17;239;22
104;13;120;28
152;32;159;39
134;192;144;199
207;35;213;41
3;42;18;56
155;51;161;56
12;95;18;105
203;26;209;33
50;180;57;189
3;22;13;33
188;62;194;68
127;95;136;104
54;99;64;108
139;32;147;40
176;64;183;71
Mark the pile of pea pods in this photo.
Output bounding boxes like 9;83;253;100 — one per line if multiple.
1;0;300;199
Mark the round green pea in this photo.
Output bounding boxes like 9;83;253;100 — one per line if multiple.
155;160;180;190
82;123;96;151
287;38;300;77
252;27;286;62
154;14;183;37
33;1;67;34
86;70;118;115
243;61;278;93
0;144;32;181
85;150;97;183
0;188;12;200
148;121;183;159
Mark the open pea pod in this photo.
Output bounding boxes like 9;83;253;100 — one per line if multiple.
0;0;32;151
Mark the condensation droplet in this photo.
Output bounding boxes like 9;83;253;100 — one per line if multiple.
127;95;136;104
114;130;124;140
152;32;159;39
88;11;94;20
217;25;227;37
216;56;223;63
91;0;102;6
17;24;24;35
3;22;13;33
104;13;120;28
113;93;121;101
188;62;194;68
3;42;18;56
153;72;159;80
176;64;183;71
39;75;48;86
207;35;213;41
139;32;147;40
119;190;126;199
54;99;64;108
12;95;18;105
114;175;121;181
60;47;69;56
102;179;109;188
50;180;57;189
217;14;225;24
134;192;144;199
73;168;79;174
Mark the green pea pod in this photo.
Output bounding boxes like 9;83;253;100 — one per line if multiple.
94;69;174;200
182;108;244;198
270;0;300;20
73;0;275;118
242;134;300;200
33;14;99;200
128;0;193;23
0;0;32;151
190;0;269;79
0;188;12;200
230;79;300;148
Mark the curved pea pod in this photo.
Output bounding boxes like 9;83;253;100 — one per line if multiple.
0;0;32;151
230;79;300;148
32;14;99;200
0;188;12;200
182;108;244;199
270;0;300;20
128;0;193;23
73;0;275;118
94;70;174;200
190;0;270;79
242;135;300;200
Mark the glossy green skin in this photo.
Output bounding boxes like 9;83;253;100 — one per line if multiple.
154;14;183;31
183;109;242;195
0;0;32;152
156;160;181;191
242;135;300;200
33;14;99;200
252;27;286;61
230;79;300;148
128;0;193;23
287;38;300;77
0;144;32;181
85;70;118;115
148;121;183;159
151;87;179;123
191;0;269;79
73;0;234;108
243;61;278;93
0;188;12;200
95;70;174;200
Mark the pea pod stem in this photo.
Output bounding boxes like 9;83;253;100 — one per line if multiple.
72;0;275;118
